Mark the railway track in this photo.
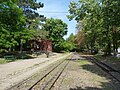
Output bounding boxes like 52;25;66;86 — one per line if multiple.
82;55;120;83
30;60;69;90
7;54;73;90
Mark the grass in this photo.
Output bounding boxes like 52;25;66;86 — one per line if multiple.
79;60;90;66
0;53;34;64
17;53;34;59
94;54;120;61
0;59;13;64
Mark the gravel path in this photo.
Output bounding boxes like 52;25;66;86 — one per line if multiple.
52;54;120;90
0;53;71;90
1;53;120;90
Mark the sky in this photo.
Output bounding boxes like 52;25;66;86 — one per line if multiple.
37;0;77;39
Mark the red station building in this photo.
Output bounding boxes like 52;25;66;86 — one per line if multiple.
31;40;52;52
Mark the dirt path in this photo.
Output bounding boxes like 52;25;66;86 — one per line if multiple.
1;53;120;90
52;54;120;90
0;53;71;90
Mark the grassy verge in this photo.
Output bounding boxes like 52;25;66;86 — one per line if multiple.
0;59;14;64
94;54;120;61
0;52;34;64
79;60;90;66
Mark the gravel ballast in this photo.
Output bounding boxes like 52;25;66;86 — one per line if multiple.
0;53;71;90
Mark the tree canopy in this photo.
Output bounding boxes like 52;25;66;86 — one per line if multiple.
68;0;120;55
42;18;68;52
0;0;27;51
0;0;44;52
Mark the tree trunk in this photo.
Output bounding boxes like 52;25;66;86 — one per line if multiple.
106;42;111;55
20;39;23;53
112;26;117;56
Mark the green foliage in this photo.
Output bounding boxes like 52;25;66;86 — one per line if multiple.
101;0;120;55
0;1;26;49
17;0;45;51
0;0;45;52
68;0;120;55
18;0;44;30
0;59;13;64
42;18;68;52
18;0;44;19
67;33;75;43
32;29;48;40
62;41;76;52
66;33;77;51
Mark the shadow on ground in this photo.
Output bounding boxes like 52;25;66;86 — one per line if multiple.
0;51;34;59
70;86;102;90
95;55;120;71
69;54;120;90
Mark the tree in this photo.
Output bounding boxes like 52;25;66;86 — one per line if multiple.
0;0;28;52
17;0;45;52
67;0;120;55
42;18;68;52
101;0;120;55
67;33;75;43
66;33;76;51
67;0;101;54
18;0;44;29
32;29;48;41
0;0;45;52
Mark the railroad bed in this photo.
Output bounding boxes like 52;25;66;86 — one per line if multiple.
7;54;73;90
81;55;120;83
7;53;120;90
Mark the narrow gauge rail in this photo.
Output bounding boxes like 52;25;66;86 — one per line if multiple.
82;55;120;83
29;54;75;90
7;54;73;90
30;59;70;90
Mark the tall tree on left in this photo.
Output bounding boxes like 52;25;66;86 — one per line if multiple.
18;0;44;30
0;0;30;52
17;0;44;52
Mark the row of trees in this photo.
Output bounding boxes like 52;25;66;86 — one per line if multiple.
0;0;75;53
0;0;44;52
42;18;76;52
68;0;120;55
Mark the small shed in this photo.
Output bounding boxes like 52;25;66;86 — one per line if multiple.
30;39;52;52
39;40;52;52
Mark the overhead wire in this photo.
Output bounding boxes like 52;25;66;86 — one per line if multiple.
37;11;68;14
